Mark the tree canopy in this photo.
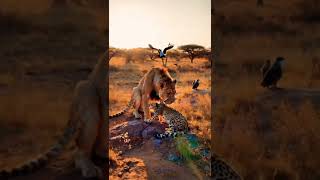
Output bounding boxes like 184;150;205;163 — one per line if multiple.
178;44;206;63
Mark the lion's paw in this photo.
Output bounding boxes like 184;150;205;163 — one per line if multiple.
144;118;152;124
133;111;142;119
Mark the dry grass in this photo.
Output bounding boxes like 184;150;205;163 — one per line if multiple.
0;0;107;171
0;88;71;130
109;56;211;146
214;0;320;179
215;97;320;179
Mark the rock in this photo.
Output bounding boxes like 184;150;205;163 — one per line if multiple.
109;120;148;152
142;126;162;139
109;113;173;154
153;139;162;148
110;120;147;137
109;135;127;152
110;119;167;152
142;121;166;139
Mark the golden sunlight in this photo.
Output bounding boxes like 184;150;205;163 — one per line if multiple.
109;0;211;48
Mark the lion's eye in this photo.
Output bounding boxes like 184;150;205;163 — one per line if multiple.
160;83;164;88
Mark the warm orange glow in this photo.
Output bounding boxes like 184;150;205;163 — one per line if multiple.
110;0;211;48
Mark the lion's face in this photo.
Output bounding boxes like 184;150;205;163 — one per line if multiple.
158;78;176;104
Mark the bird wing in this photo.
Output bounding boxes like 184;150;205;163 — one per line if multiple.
261;61;271;77
272;63;282;80
148;44;158;50
192;80;200;89
261;62;281;86
163;44;174;54
192;83;199;89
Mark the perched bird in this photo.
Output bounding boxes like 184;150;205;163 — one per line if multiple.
261;57;285;89
148;43;174;58
260;59;271;78
192;79;200;90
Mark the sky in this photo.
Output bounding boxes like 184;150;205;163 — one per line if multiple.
109;0;211;49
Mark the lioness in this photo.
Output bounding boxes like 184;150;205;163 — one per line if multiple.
109;67;177;122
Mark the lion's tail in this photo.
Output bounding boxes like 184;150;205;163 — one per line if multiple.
109;98;134;119
0;112;81;179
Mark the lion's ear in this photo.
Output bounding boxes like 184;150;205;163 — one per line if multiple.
172;79;177;84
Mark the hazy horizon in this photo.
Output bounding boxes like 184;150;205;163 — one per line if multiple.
109;0;211;49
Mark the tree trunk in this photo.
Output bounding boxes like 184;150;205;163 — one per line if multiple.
188;53;195;63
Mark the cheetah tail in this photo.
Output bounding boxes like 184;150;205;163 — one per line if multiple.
0;121;81;179
109;98;134;119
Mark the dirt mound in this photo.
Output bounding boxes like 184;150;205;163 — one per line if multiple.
109;138;208;180
109;114;211;180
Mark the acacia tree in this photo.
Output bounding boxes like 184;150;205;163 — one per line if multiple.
109;47;121;61
145;49;158;61
178;44;205;63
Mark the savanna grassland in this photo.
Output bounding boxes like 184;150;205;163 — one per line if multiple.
109;56;211;142
109;53;212;179
214;0;320;179
0;1;107;179
0;1;212;179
